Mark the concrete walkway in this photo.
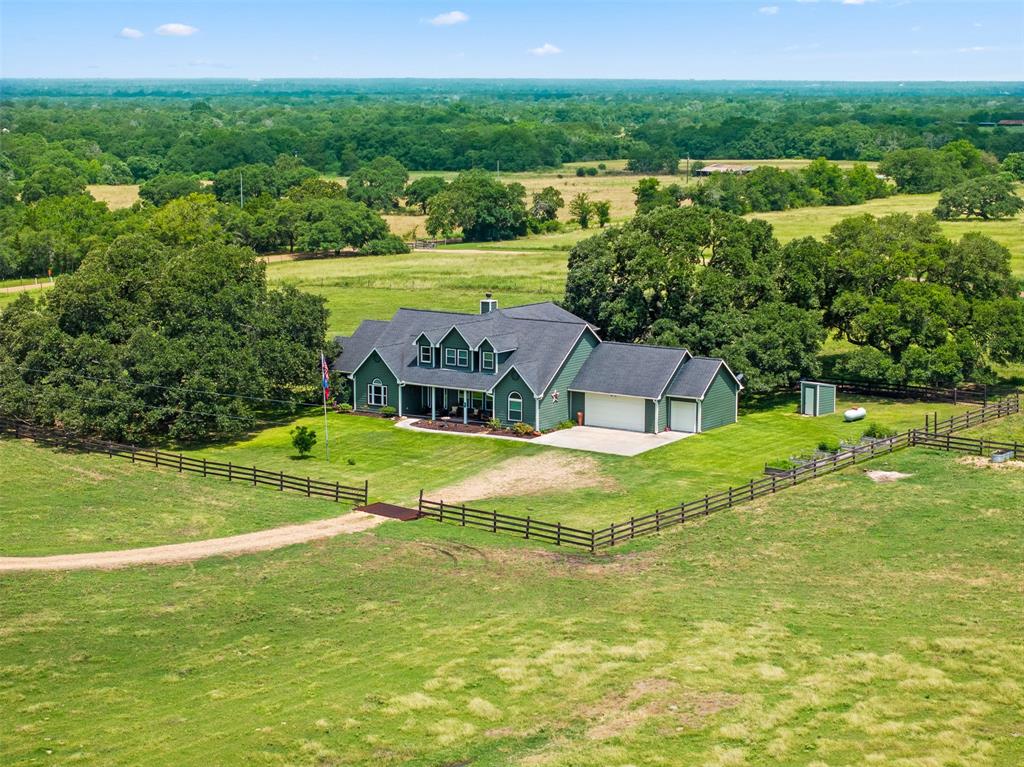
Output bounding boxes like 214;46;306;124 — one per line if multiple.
533;426;691;456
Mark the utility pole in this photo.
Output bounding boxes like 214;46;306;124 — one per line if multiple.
496;160;500;178
239;172;244;209
686;154;690;182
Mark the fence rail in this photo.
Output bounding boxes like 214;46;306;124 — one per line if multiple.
911;431;1022;456
810;376;989;405
417;392;1020;552
0;417;369;506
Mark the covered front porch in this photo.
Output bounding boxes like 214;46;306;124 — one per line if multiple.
399;384;495;424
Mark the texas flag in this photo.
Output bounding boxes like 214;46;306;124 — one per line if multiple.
320;352;331;400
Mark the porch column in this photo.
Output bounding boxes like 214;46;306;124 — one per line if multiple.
653;399;659;434
463;390;468;424
351;374;357;412
431;386;436;420
398;384;403;417
535;397;542;432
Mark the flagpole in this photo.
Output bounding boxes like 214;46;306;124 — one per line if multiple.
321;352;330;462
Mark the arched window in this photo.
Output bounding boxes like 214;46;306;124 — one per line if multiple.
507;391;523;422
368;378;388;407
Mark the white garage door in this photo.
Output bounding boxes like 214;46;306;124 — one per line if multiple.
670;399;698;433
584;393;646;432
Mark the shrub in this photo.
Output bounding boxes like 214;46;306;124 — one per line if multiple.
290;425;317;457
863;422;898;439
339;402;353;413
346;457;356;466
817;438;841;453
486;417;502;430
359;235;409;255
598;163;607;170
575;167;586;177
585;166;598;176
766;458;796;471
380;405;397;417
512;421;534;436
557;419;576;430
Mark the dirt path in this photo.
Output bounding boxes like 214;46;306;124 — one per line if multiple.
0;512;386;573
0;282;53;295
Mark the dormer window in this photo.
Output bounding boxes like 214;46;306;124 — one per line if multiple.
457;349;469;367
481;351;495;371
419;346;432;365
445;348;457;366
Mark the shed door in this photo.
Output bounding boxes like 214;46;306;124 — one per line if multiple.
584;393;645;432
670;399;698;433
802;385;816;416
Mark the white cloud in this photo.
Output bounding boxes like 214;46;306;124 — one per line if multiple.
759;6;780;15
957;45;993;53
119;27;143;39
156;23;198;37
528;42;562;56
429;10;469;26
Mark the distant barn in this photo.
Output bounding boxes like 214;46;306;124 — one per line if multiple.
997;119;1024;127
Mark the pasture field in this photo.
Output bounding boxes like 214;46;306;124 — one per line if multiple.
85;183;139;209
178;394;972;530
2;440;1021;766
267;249;566;336
0;438;348;556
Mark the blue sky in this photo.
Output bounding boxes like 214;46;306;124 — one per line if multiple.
2;1;1022;80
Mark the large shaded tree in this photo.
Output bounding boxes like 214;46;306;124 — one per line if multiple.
0;235;329;442
346;156;409;211
425;170;528;242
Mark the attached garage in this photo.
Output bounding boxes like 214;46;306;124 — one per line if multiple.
668;398;698;433
584;393;646;432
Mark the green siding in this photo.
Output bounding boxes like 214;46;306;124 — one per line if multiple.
493;370;537;429
642;397;669;434
657;396;668;432
569;391;586;424
353;351;398;412
478;340;496;376
440;328;470;369
819;385;836;415
538;330;598;431
700;367;739;431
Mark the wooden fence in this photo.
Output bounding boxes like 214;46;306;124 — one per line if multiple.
0;417;369;506
910;431;1021;457
809;376;989;405
417;393;1020;552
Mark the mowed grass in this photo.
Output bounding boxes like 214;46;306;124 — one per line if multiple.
266;249;567;336
179;394;973;530
0;437;355;556
2;444;1021;766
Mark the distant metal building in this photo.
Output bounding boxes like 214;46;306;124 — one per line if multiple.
692;163;755;177
799;380;837;417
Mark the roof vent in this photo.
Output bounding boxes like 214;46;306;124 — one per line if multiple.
480;292;498;314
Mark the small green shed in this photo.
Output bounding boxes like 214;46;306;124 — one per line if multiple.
800;380;836;417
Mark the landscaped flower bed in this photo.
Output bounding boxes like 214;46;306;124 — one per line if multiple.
410;419;540;439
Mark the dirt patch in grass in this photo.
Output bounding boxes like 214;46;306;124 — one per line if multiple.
956;455;1024;471
866;470;913;483
431;453;617;505
582;678;742;740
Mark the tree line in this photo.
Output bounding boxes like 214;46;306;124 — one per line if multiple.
564;206;1024;391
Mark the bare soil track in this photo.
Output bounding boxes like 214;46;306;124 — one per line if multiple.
0;512;385;572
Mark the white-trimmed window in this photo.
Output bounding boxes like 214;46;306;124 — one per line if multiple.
444;348;457;366
419;345;432;365
507;391;523;422
457;349;469;367
481;350;495;371
367;378;388;407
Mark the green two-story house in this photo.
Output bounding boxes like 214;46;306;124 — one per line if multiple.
332;295;742;434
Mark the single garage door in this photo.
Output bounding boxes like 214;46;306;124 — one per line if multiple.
669;399;698;433
584;393;646;432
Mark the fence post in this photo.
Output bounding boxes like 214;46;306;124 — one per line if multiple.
609;521;616;546
525;515;531;540
203;458;208;477
461;503;466;527
364;479;369;504
334;482;340;502
154;447;160;468
179;454;183;473
252;466;257;486
279;471;284;491
772;475;777;494
556;522;562;546
418;489;423;513
704;494;710;515
630;516;636;539
131;445;136;464
228;461;232;481
749;480;754;500
306;477;311;497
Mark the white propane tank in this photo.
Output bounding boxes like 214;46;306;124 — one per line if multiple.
844;406;867;422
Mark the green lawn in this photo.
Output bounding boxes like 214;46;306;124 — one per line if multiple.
178;394;972;530
0;437;356;556
2;444;1021;766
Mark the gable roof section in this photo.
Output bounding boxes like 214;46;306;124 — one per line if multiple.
568;342;689;399
665;357;744;400
332;302;597;395
332;320;389;373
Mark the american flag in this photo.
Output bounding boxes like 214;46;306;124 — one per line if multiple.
320;352;331;400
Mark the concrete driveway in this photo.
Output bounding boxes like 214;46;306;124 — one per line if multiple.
533;426;692;456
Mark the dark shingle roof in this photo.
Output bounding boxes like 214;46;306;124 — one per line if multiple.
333;303;595;395
331;320;388;373
568;342;689;399
665;357;741;399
